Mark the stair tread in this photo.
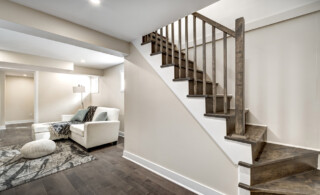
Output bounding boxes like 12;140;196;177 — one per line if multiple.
187;94;232;98
173;78;213;84
225;125;266;144
239;170;320;195
161;64;202;73
150;52;194;63
255;143;318;165
204;109;249;118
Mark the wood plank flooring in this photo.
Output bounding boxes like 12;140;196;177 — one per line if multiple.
0;123;195;195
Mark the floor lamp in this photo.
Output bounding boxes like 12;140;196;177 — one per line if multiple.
73;85;85;109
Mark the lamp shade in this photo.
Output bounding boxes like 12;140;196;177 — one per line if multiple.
73;85;85;93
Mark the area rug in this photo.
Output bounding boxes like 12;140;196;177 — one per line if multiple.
0;140;96;191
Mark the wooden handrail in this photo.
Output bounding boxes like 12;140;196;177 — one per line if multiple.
193;12;235;37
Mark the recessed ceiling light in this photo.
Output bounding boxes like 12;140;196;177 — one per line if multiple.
90;0;101;5
80;59;86;63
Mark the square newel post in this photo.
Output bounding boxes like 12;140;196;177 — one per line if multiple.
234;17;246;137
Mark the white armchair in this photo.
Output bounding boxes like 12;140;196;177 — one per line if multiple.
32;107;120;150
69;107;120;149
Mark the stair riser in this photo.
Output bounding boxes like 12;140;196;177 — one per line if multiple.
250;154;318;185
205;97;231;113
188;81;212;95
173;66;203;80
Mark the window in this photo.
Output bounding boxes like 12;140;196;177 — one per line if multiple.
91;76;99;93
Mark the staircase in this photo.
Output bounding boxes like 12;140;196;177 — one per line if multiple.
137;12;320;195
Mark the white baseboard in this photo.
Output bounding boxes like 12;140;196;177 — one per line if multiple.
5;120;34;125
0;125;5;130
123;150;223;195
119;131;124;137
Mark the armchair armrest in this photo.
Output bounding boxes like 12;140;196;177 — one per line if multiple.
84;121;120;148
61;114;74;121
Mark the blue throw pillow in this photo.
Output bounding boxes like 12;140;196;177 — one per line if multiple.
94;112;108;121
70;109;89;122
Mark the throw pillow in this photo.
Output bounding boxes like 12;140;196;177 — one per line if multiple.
70;109;88;122
94;112;108;121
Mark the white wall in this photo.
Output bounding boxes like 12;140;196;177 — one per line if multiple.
91;64;125;132
0;72;5;128
124;43;238;195
5;75;34;122
38;71;91;122
186;11;320;149
166;0;320;47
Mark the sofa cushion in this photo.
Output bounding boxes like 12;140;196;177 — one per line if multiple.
70;109;88;122
94;112;108;121
70;124;85;137
92;107;119;121
21;140;56;159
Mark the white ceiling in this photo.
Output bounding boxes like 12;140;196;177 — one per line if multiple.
11;0;218;41
0;28;124;69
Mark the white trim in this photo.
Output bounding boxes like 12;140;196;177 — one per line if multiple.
238;166;250;186
118;131;124;137
183;1;320;49
0;125;5;130
267;140;320;152
238;187;250;195
123;150;223;195
5;119;34;125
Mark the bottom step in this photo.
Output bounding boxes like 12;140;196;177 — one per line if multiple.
239;170;320;195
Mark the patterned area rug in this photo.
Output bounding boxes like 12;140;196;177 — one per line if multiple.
0;140;95;192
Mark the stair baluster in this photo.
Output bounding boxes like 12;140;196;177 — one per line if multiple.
202;21;206;95
193;16;198;94
166;25;169;65
223;32;228;114
178;19;182;78
154;31;158;53
171;23;175;64
212;27;217;113
185;16;189;78
160;28;163;53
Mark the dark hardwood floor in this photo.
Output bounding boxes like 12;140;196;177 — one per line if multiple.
0;123;195;195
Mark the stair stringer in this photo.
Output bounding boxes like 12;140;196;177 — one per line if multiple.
132;39;252;165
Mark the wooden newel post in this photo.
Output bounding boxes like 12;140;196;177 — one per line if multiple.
235;17;246;136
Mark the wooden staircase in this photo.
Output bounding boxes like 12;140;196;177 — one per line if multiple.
141;12;320;195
